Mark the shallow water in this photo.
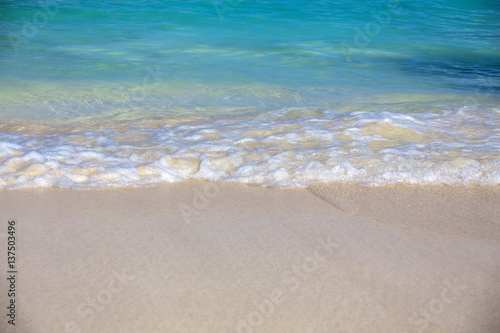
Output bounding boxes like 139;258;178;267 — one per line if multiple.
0;0;499;188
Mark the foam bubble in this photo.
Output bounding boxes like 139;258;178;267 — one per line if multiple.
0;107;499;189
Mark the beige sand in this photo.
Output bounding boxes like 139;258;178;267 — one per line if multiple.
0;181;499;333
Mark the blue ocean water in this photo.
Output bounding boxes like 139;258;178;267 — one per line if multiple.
0;0;499;188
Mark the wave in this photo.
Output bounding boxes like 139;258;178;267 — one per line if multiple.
0;107;499;189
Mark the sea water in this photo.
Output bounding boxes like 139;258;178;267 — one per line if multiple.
0;0;499;188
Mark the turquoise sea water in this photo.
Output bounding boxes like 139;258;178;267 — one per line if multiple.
0;0;499;188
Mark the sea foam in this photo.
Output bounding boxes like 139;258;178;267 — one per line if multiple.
0;107;499;189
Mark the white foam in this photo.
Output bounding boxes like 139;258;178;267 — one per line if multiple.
0;107;499;189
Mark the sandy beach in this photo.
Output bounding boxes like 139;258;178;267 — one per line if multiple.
1;182;499;333
2;1;500;332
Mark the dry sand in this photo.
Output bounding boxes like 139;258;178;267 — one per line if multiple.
0;181;499;333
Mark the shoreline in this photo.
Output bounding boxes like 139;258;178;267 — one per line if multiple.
1;181;499;332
